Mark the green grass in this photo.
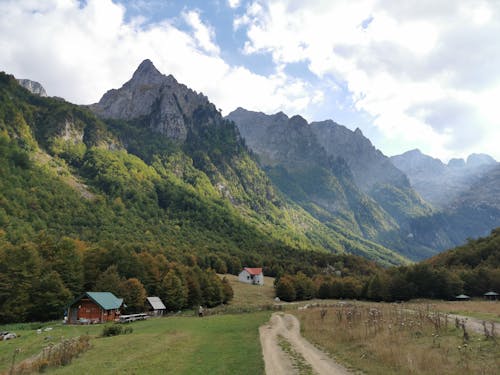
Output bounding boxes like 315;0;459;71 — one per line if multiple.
1;313;270;375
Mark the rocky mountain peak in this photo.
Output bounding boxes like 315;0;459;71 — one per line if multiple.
17;78;47;97
90;59;211;142
128;59;165;86
466;153;496;168
289;115;308;127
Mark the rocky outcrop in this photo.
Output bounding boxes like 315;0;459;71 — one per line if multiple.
17;79;47;96
91;59;211;142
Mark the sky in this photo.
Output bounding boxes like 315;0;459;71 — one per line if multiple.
1;0;499;162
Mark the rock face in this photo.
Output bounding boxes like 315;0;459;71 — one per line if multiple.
310;120;410;192
227;108;326;168
17;79;47;96
391;149;498;207
91;59;210;141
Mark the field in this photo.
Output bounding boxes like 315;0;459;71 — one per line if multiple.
2;276;499;375
294;301;500;375
0;275;275;375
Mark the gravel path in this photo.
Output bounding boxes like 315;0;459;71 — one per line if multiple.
260;312;351;375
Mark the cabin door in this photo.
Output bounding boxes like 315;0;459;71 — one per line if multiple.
70;308;78;323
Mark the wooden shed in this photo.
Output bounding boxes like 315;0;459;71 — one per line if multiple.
146;296;166;316
68;292;123;324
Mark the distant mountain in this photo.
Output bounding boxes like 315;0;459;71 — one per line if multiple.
392;149;500;251
391;149;497;207
227;108;433;260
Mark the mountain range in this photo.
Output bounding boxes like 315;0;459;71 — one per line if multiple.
2;59;499;266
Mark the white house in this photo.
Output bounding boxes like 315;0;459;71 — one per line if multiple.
238;267;264;285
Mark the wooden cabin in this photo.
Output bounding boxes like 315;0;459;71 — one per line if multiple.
238;267;264;285
68;292;123;324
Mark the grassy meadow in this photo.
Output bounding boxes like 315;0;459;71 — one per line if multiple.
0;275;276;375
294;302;500;375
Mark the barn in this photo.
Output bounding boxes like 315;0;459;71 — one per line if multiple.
67;292;123;324
238;267;264;285
146;296;167;316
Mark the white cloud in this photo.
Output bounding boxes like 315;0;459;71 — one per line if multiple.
227;0;241;9
182;10;220;55
237;0;500;160
0;0;320;119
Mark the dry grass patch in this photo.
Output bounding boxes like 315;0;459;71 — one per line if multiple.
414;300;500;322
295;302;500;375
219;274;275;309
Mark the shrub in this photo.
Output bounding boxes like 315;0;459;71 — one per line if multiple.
101;324;123;337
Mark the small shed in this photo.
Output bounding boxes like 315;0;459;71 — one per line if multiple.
455;294;470;301
238;267;264;285
146;297;166;316
484;291;499;301
68;292;123;324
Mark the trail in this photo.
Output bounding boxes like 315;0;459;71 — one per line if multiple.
259;312;350;375
447;313;499;335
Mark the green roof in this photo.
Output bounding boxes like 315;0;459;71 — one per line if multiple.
71;292;123;310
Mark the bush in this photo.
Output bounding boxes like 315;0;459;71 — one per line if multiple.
101;324;123;337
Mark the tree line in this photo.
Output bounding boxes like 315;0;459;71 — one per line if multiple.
276;229;500;302
0;234;233;323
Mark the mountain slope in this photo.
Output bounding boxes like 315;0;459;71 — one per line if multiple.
0;64;406;266
227;107;433;260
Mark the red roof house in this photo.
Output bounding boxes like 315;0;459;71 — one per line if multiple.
238;267;264;285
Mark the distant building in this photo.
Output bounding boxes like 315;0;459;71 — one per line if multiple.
238;267;264;285
146;297;166;316
455;294;470;301
68;292;123;324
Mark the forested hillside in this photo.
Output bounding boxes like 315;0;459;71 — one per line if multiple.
275;228;500;302
0;67;400;322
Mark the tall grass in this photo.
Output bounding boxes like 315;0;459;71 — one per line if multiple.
295;302;499;375
4;336;91;375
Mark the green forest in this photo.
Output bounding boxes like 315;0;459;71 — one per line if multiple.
275;228;500;302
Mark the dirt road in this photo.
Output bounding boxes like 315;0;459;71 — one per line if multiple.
259;312;350;375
